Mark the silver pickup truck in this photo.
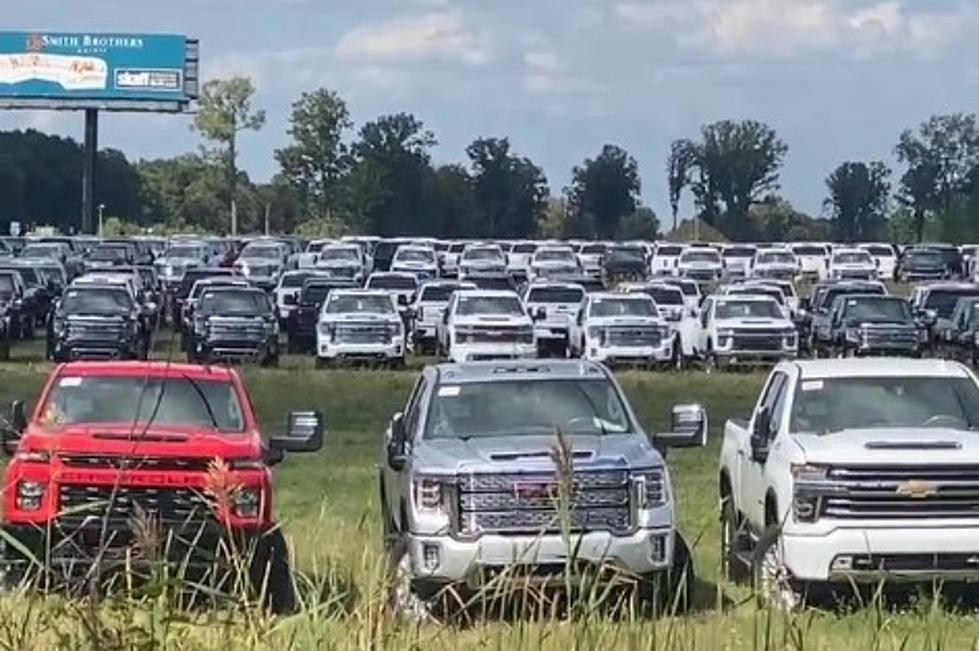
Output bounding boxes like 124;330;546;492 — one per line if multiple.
379;360;706;618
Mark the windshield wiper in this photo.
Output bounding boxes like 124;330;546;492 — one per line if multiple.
181;374;220;429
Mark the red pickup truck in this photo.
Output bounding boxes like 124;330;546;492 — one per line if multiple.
0;361;323;612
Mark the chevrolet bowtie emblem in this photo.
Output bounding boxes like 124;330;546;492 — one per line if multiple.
896;479;937;499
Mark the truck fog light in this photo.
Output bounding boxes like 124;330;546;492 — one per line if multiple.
831;555;853;571
17;481;44;511
232;487;261;518
648;534;666;564
422;543;440;571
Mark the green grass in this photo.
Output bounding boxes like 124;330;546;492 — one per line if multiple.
1;341;979;648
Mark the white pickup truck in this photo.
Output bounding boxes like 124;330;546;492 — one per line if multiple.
694;295;798;370
569;292;677;367
719;359;979;607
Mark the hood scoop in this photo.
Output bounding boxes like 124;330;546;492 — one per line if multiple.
489;450;594;462
865;440;962;451
93;431;190;443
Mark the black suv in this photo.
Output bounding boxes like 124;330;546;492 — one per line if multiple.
602;245;649;284
186;287;279;366
49;284;146;361
286;278;358;354
827;294;920;358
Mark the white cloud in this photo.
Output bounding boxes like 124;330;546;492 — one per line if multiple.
336;11;491;65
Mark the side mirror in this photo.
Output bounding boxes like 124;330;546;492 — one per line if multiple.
750;406;771;463
534;307;547;321
387;412;407;471
398;295;409;307
654;404;707;449
4;400;26;456
270;410;324;453
924;309;938;325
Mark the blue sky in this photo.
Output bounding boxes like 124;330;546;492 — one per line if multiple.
3;0;979;221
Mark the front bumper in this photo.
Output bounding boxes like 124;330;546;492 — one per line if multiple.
55;338;137;360
782;524;979;583
404;527;673;587
317;339;404;361
585;341;673;364
449;342;536;363
714;344;797;363
197;337;276;361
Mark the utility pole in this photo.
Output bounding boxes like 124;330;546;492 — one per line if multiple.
81;109;99;234
97;203;105;237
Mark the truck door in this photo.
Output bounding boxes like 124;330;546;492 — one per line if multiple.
739;371;788;528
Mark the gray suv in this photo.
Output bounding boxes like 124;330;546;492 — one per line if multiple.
379;360;707;617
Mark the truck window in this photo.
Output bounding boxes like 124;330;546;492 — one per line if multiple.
756;372;788;435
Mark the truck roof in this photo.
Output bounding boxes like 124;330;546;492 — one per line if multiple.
55;361;239;381
435;360;608;384
791;358;970;380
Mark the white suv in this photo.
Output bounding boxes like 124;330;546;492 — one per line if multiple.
719;359;979;607
316;290;405;367
437;289;535;363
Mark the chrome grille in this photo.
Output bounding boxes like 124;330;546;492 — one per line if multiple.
731;329;788;351
821;466;979;519
58;484;212;524
335;324;392;344
470;326;533;344
66;318;126;339
606;326;663;347
861;328;919;349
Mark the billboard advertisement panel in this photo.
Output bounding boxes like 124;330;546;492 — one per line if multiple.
0;32;196;110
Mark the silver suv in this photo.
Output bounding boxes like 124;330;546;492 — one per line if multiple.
379;360;707;617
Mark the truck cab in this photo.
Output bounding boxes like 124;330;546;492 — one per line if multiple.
379;360;706;617
1;361;323;612
719;359;979;607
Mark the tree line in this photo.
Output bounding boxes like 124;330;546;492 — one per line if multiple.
2;75;978;244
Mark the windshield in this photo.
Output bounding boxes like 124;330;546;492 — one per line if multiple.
281;273;314;288
396;249;435;263
368;275;417;291
420;285;465;302
926;290;979;318
43;375;245;432
727;288;784;304
716;300;782;319
320;248;359;262
834;252;872;265
865;246;893;257
242;246;282;260
581;244;606;255
464;248;503;261
0;275;13;298
301;284;342;305
325;294;394;314
425;379;631;439
843;298;911;323
590;297;656;317
793;246;827;256
656;246;683;256
527;287;585;304
22;245;61;258
791;376;979;434
168;245;203;259
682;250;720;263
536;249;574;262
62;288;133;314
457;295;523;316
758;252;795;264
724;248;756;258
907;250;943;264
641;287;683;306
199;291;268;316
89;246;129;262
512;244;536;254
607;248;645;261
191;281;243;299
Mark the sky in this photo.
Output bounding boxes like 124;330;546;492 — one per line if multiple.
3;0;979;222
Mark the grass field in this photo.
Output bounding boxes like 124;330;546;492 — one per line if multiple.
0;340;978;649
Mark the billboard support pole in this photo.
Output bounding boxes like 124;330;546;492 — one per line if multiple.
81;108;98;235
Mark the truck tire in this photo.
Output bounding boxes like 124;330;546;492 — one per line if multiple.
249;528;296;614
720;496;751;584
638;532;695;615
751;525;801;610
385;537;433;621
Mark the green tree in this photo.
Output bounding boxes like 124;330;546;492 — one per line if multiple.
275;88;352;220
750;195;827;241
421;164;481;237
667;120;788;240
192;77;266;235
344;113;435;235
466;137;549;238
567;144;641;240
616;206;659;240
824;161;891;243
895;113;979;242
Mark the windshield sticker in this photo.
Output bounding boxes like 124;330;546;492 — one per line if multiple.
59;377;83;388
438;386;461;398
801;380;823;392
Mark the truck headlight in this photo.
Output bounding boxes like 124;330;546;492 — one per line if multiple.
413;476;448;513
232;486;262;518
791;463;828;523
586;326;606;343
631;469;666;508
17;480;44;511
845;327;861;342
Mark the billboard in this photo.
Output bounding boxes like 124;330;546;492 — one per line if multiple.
0;31;198;112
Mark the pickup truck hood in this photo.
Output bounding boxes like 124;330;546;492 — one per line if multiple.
716;318;791;329
415;434;661;474
833;262;874;270
587;316;666;328
19;423;261;460
794;427;979;466
454;315;532;327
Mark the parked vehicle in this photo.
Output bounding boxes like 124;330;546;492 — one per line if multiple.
859;243;897;281
651;244;685;277
390;245;439;280
171;267;239;329
234;241;289;290
825;248;877;281
522;282;585;358
898;247;946;282
437;289;535;363
49;283;147;362
285;278;359;354
155;241;211;290
694;295;797;370
791;244;829;280
458;244;508;280
721;245;757;280
750;249;799;281
576;242;607;278
719;359;979;607
315;289;405;367
569;293;676;367
825;294;921;358
365;272;419;311
806;280;887;354
0;361;323;611
380;360;705;616
274;270;325;323
528;246;581;282
677;247;723;283
180;277;253;345
602;244;649;285
0;270;34;340
909;282;979;346
409;281;475;355
315;244;368;283
186;286;280;366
